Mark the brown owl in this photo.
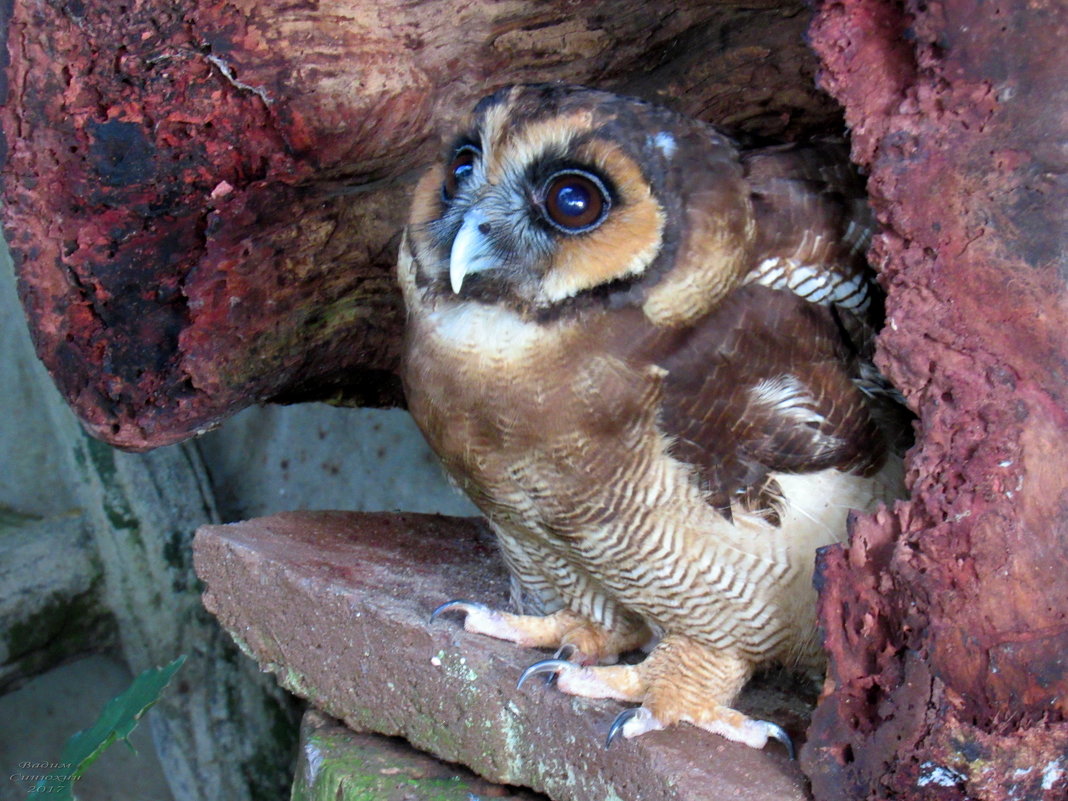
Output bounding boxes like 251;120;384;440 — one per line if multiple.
398;84;907;756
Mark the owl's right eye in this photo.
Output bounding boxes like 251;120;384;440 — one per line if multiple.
442;145;480;201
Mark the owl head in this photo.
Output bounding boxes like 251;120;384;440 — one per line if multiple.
403;84;757;321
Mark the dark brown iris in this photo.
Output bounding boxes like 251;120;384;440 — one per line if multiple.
543;171;609;232
443;146;479;200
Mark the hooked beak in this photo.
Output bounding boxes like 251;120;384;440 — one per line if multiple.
449;209;497;294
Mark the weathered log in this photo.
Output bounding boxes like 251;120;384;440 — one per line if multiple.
2;0;839;450
801;2;1068;799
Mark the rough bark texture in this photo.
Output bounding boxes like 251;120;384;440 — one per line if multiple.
2;0;840;450
194;511;814;801
801;2;1068;799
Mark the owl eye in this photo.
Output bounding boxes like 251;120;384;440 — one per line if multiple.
442;145;480;201
542;170;610;233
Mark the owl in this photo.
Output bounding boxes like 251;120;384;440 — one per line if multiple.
398;84;907;755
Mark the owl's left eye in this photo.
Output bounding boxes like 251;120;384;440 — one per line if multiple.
542;170;610;233
442;145;480;201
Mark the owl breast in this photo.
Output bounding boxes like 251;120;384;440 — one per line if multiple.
402;287;857;667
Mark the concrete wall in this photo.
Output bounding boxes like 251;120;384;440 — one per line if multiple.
0;247;79;518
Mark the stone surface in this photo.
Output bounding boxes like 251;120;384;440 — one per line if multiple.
52;422;301;801
1;245;115;694
801;2;1068;799
1;235;297;800
292;708;547;801
193;511;813;801
2;0;842;450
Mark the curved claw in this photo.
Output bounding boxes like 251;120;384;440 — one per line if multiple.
516;658;573;691
429;599;487;625
605;707;645;748
542;643;579;686
762;721;796;760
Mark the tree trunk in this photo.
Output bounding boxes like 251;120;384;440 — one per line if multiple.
801;2;1068;799
2;0;838;450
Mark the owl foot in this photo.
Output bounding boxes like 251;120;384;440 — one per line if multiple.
431;601;649;663
430;600;554;646
604;706;795;758
517;634;795;758
516;659;646;701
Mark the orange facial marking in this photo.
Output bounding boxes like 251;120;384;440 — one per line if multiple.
540;140;664;304
642;188;755;326
409;165;445;228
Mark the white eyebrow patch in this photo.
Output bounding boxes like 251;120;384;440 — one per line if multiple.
650;131;677;159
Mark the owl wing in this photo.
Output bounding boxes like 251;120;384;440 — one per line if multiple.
742;141;881;361
743;140;911;426
644;284;890;521
742;141;875;303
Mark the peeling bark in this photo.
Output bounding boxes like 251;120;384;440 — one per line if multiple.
802;2;1068;799
2;0;839;450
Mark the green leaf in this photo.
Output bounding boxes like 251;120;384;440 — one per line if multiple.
29;655;186;800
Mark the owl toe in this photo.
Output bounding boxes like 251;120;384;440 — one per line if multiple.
605;706;665;746
429;598;487;625
604;703;795;758
518;659;647;703
429;599;533;643
691;711;795;759
759;720;796;760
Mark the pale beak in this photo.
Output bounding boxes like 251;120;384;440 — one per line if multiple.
449;209;497;294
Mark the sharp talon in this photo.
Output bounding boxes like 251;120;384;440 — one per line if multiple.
516;658;573;691
429;599;485;625
763;721;796;760
605;707;643;748
544;643;578;686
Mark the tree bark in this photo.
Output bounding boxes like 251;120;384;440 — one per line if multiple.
801;2;1068;799
2;0;838;450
